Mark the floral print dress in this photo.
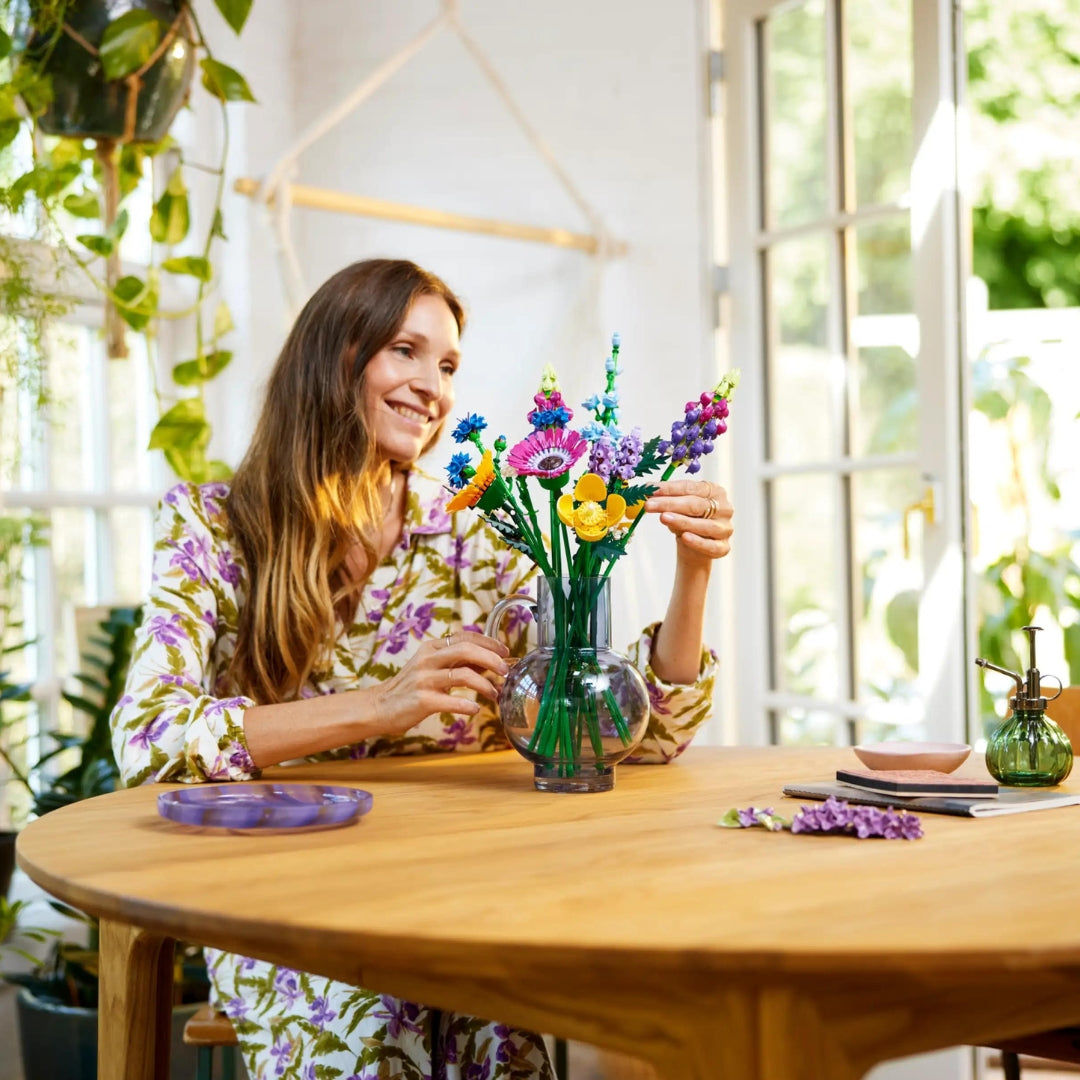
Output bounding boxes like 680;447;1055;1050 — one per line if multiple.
111;471;718;1080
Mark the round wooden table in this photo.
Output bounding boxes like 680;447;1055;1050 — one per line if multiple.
16;746;1080;1080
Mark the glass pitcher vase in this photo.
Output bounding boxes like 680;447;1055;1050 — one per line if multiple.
486;575;650;793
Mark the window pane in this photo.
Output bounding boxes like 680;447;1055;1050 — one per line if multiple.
766;236;834;462
846;0;912;207
51;507;92;677
110;507;153;604
108;336;152;490
0;125;36;238
47;323;93;491
763;0;828;228
774;708;844;746
771;474;839;699
851;468;923;723
849;217;916;456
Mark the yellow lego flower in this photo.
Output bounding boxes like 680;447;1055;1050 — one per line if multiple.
556;473;627;542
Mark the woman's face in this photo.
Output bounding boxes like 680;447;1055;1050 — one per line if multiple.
362;293;460;465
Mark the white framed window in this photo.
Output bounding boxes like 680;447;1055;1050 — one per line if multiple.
2;300;169;766
721;0;971;748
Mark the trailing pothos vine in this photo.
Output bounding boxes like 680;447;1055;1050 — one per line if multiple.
0;0;256;482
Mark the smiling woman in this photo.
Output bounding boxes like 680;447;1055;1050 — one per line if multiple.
361;292;461;463
108;258;719;1080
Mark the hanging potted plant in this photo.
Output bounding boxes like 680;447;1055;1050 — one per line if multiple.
0;0;257;481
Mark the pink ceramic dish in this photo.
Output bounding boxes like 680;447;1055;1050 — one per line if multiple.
853;741;972;773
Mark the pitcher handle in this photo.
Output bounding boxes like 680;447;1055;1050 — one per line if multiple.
485;593;535;643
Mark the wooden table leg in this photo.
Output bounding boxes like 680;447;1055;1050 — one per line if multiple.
98;919;175;1080
636;988;863;1080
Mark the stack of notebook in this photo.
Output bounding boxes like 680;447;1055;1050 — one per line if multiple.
783;768;1080;817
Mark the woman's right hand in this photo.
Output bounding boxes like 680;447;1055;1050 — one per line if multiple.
367;631;511;736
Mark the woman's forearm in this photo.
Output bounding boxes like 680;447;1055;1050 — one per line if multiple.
244;690;378;768
649;557;711;684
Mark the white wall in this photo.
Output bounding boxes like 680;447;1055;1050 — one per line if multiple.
213;0;727;727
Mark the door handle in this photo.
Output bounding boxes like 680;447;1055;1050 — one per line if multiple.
902;485;936;559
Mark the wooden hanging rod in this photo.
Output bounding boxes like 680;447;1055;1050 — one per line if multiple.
234;178;623;256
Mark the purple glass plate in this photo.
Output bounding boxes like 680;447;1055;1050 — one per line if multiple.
157;783;373;832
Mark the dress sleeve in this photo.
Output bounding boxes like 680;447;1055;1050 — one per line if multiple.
110;484;258;786
625;622;719;764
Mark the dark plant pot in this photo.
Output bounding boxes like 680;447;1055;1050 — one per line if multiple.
31;0;195;142
15;989;232;1079
0;830;15;897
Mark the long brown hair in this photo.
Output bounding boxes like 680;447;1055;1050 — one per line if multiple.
226;259;465;703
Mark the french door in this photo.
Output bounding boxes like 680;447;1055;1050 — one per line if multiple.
723;0;972;748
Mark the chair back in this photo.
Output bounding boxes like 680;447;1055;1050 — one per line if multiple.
1045;685;1080;751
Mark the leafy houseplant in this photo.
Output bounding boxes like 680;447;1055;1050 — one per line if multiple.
0;606;219;1079
0;604;138;1002
0;512;46;897
0;0;257;482
969;352;1080;730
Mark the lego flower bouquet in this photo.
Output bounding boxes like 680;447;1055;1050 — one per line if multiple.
445;337;737;792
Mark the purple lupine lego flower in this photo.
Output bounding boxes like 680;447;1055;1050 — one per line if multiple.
661;373;738;475
612;427;644;481
789;797;922;839
587;435;616;482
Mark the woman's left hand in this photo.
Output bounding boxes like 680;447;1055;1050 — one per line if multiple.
643;479;733;565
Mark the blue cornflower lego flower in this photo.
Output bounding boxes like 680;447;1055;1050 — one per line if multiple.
445;451;473;490
451;413;488;444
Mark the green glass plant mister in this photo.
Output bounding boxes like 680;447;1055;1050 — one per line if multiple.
975;625;1073;787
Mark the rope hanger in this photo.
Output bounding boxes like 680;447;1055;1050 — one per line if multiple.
235;0;626;310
